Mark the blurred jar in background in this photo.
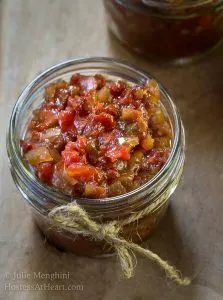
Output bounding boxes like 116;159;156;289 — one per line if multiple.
104;0;223;64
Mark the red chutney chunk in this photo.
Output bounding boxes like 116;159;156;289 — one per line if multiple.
21;74;172;198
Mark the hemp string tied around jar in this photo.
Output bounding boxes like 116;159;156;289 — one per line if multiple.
49;203;191;286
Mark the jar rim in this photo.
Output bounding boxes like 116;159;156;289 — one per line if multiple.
114;0;222;17
142;0;218;9
7;57;183;209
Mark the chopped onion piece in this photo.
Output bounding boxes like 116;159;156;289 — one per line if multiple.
25;147;53;166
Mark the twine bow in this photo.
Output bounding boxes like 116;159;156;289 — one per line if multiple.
49;203;190;286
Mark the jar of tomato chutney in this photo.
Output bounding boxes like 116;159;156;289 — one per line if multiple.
104;0;223;63
7;57;185;257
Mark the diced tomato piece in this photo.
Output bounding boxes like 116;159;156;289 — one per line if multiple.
70;74;105;91
58;110;75;132
82;90;98;113
31;130;41;141
94;74;105;89
99;129;120;146
119;90;133;105
81;154;88;165
37;162;53;183
109;80;127;97
20;140;33;153
67;96;75;107
54;88;69;107
63;137;87;156
28;121;44;132
74;116;89;135
86;129;100;138
64;141;76;152
35;123;45;132
71;74;96;91
62;150;80;167
106;145;131;162
44;102;58;110
119;97;132;105
81;77;97;91
76;136;87;153
147;150;168;166
99;145;107;155
70;73;81;85
94;102;104;114
67;163;98;182
39;110;58;128
94;113;115;129
67;95;84;112
107;169;119;181
103;104;118;116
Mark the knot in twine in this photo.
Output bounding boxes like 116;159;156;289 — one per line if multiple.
49;203;191;286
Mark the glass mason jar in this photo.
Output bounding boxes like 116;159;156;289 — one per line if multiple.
104;0;223;63
7;57;185;256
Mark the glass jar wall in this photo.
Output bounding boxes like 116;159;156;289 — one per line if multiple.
104;0;223;63
7;58;185;256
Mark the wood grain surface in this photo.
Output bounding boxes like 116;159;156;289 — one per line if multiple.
0;1;223;299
